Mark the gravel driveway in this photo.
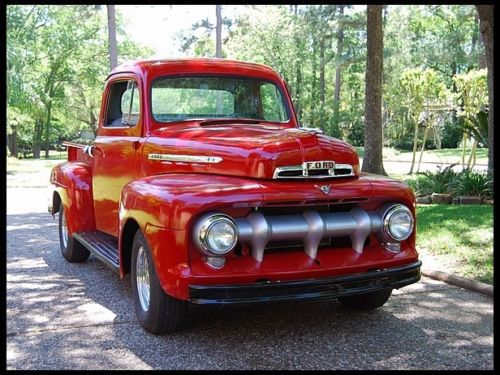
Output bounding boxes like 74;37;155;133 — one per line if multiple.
6;183;493;370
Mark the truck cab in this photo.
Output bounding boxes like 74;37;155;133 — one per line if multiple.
49;58;421;334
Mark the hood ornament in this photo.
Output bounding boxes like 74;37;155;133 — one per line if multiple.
315;184;331;195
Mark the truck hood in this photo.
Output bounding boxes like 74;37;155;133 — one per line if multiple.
143;122;359;180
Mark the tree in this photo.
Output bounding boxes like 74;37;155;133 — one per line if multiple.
215;5;222;58
362;5;386;175
107;5;118;70
388;68;450;174
383;5;480;152
7;5;151;159
475;5;494;174
179;6;233;58
453;69;488;169
332;5;345;136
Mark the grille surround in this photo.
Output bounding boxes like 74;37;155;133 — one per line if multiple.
273;163;355;179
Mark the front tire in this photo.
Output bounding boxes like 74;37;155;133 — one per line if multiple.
338;289;392;310
59;205;90;262
131;230;187;334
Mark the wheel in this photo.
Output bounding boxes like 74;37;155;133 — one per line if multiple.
131;230;187;334
338;289;392;310
59;205;90;262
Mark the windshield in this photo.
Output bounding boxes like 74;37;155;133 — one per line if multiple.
151;76;290;123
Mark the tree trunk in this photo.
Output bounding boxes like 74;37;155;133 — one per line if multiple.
107;5;118;70
416;125;430;173
292;4;302;124
408;117;419;175
311;38;318;127
332;5;344;137
319;37;325;105
295;64;302;123
461;133;468;170
44;99;52;159
33;118;43;159
361;5;386;175
8;125;18;158
90;107;98;137
215;5;224;112
467;139;478;169
476;5;494;175
215;5;222;58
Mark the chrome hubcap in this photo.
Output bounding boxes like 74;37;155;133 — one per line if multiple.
61;210;68;249
136;246;151;312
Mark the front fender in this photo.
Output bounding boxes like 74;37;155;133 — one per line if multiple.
119;173;265;230
118;173;265;299
50;162;96;235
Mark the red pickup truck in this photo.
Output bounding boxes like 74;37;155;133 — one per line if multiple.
49;58;420;334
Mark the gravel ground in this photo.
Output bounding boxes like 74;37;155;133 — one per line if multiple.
6;183;494;370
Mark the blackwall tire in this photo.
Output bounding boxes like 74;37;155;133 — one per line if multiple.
131;229;187;334
338;289;393;310
59;205;90;262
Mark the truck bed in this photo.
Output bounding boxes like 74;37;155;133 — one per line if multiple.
63;141;93;164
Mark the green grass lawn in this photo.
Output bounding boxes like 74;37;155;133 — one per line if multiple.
390;147;488;165
7;151;67;174
416;204;493;284
356;146;488;165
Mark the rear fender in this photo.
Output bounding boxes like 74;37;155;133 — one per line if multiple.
49;162;96;235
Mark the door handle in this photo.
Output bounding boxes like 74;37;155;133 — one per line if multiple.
85;145;105;158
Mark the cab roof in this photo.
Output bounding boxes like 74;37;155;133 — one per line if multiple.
108;58;283;82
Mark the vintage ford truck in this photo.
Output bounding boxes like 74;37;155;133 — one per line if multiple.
49;58;421;334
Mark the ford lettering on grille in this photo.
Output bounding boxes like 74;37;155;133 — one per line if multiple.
303;161;335;170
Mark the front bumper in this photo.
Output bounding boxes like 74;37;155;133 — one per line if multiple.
189;260;421;304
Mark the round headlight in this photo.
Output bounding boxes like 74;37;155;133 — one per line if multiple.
383;205;414;241
196;214;238;255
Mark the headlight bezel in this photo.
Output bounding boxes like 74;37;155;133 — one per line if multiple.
382;204;414;242
194;213;239;255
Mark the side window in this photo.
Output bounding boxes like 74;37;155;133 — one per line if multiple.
260;83;287;122
105;80;140;127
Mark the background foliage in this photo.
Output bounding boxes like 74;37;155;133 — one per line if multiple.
7;4;488;167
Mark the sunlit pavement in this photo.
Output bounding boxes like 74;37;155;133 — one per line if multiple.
7;186;493;370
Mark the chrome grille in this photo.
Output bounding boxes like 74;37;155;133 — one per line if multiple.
234;206;381;262
273;163;355;179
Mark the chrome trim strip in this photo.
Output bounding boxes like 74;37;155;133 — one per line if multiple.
273;163;355;179
148;153;223;163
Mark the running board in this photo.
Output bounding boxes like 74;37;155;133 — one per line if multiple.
73;231;120;273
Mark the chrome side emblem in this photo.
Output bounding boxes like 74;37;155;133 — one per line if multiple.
315;184;331;195
148;153;222;163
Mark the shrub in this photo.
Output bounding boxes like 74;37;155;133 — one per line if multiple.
406;175;434;197
421;164;458;194
449;170;492;197
406;166;493;198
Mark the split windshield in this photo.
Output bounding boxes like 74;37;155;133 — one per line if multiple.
151;76;290;123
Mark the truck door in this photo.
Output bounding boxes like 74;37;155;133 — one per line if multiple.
92;76;143;237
